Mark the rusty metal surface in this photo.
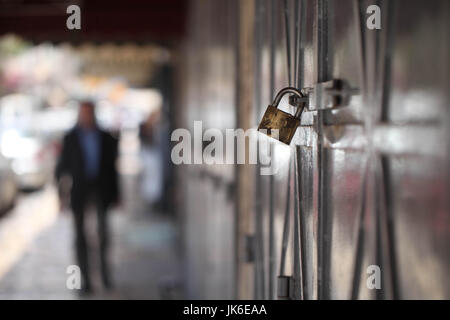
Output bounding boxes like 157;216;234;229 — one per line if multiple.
258;105;301;145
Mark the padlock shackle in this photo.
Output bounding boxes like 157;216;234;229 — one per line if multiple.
271;87;304;107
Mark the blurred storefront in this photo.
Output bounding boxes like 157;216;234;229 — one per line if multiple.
0;0;185;299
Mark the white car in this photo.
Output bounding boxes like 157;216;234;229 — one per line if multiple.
0;153;17;214
1;129;56;190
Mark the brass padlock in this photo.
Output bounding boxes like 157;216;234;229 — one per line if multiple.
258;87;306;145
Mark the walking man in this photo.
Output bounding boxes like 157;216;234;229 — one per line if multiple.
56;100;119;295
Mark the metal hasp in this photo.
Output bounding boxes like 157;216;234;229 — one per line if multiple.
277;275;294;300
258;81;357;145
303;79;359;111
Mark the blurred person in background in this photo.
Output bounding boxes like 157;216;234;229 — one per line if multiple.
55;100;119;295
139;110;163;211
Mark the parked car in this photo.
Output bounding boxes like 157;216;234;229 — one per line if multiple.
0;153;17;215
0;129;56;190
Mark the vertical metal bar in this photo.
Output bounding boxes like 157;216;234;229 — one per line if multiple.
296;1;308;298
357;0;367;89
268;0;277;300
321;148;333;299
380;0;396;123
380;155;400;299
283;0;292;86
377;0;399;300
279;0;292;297
293;149;303;299
253;0;266;300
375;159;385;300
355;0;370;106
316;0;325;300
316;0;331;300
297;146;310;299
373;0;382;91
297;0;307;89
236;0;255;299
279;159;292;276
350;161;369;299
233;0;241;300
293;0;299;88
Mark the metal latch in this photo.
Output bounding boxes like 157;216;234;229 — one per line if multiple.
289;79;359;111
257;79;358;145
277;275;294;300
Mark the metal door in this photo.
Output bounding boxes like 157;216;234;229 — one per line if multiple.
178;0;449;300
251;0;450;300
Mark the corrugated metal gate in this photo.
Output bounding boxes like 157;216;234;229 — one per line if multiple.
177;0;449;299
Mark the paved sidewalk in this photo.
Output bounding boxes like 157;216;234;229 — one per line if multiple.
0;183;183;300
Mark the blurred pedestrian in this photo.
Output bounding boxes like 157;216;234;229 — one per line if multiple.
55;100;119;295
138;110;163;210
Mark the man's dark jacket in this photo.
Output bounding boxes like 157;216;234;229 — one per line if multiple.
55;126;119;210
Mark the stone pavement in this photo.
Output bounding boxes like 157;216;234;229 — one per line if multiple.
0;181;184;300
